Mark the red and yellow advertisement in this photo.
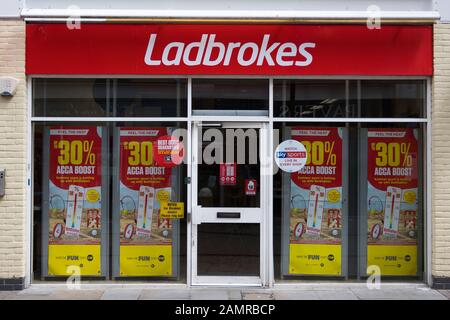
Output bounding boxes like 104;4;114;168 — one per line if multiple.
367;128;419;276
119;127;177;276
48;126;103;276
289;127;343;275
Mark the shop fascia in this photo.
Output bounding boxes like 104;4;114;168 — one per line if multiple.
145;33;316;67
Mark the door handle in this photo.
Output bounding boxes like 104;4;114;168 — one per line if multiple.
217;212;241;219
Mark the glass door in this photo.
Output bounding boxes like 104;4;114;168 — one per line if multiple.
191;121;268;286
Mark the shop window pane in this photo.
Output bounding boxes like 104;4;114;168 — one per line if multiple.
358;80;425;118
197;223;260;276
273;122;424;281
358;124;424;278
274;80;347;118
192;79;269;116
114;79;187;117
33;79;108;117
32;122;187;282
273;80;426;118
197;127;260;208
275;124;348;279
112;123;186;279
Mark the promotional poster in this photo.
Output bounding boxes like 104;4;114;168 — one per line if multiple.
367;128;419;276
289;127;344;275
48;126;103;276
119;127;180;277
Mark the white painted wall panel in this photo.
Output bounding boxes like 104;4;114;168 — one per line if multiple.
0;0;22;17
434;0;450;22
23;0;433;11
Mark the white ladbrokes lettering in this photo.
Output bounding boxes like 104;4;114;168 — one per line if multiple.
145;34;316;67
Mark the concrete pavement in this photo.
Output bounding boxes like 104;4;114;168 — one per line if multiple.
0;283;448;300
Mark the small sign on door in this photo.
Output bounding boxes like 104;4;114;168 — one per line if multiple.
220;163;237;185
245;179;257;196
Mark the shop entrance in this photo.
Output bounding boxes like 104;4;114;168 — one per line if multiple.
191;122;269;286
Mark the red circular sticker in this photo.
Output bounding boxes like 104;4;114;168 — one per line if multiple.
153;135;184;167
124;223;135;240
294;222;305;239
371;223;383;240
53;223;65;239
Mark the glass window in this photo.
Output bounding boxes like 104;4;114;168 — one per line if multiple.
274;80;426;118
274;80;347;118
33;78;188;118
197;127;260;208
273;122;424;281
33;79;108;117
197;223;260;276
32;121;187;282
114;79;187;117
357;80;425;118
192;79;269;116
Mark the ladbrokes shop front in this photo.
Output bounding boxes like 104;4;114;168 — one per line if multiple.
3;2;450;290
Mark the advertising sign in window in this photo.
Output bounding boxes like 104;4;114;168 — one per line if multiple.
366;128;419;276
288;127;344;275
117;127;182;277
47;126;103;276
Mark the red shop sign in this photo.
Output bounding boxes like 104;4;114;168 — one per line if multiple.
26;24;432;75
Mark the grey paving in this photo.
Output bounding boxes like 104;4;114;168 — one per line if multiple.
439;290;450;299
139;288;191;300
228;290;242;300
350;288;446;300
191;289;229;300
273;290;321;300
0;283;447;300
316;290;359;300
242;291;275;300
101;288;142;300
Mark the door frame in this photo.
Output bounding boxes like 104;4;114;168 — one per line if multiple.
190;120;270;287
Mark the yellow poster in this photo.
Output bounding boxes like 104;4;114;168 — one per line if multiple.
118;128;175;277
47;126;104;277
288;127;344;276
368;245;417;276
119;245;172;276
160;202;185;219
48;244;101;276
366;128;419;276
289;244;341;275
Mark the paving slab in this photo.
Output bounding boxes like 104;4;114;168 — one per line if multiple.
438;290;450;299
48;289;105;300
228;290;242;300
101;288;142;300
242;291;275;300
4;289;104;300
4;294;55;300
191;289;230;300
350;288;443;300
274;290;320;300
0;291;19;300
139;289;191;300
316;290;359;300
1;284;447;300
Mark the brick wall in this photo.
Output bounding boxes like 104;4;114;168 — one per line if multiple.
0;19;27;290
432;23;450;288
